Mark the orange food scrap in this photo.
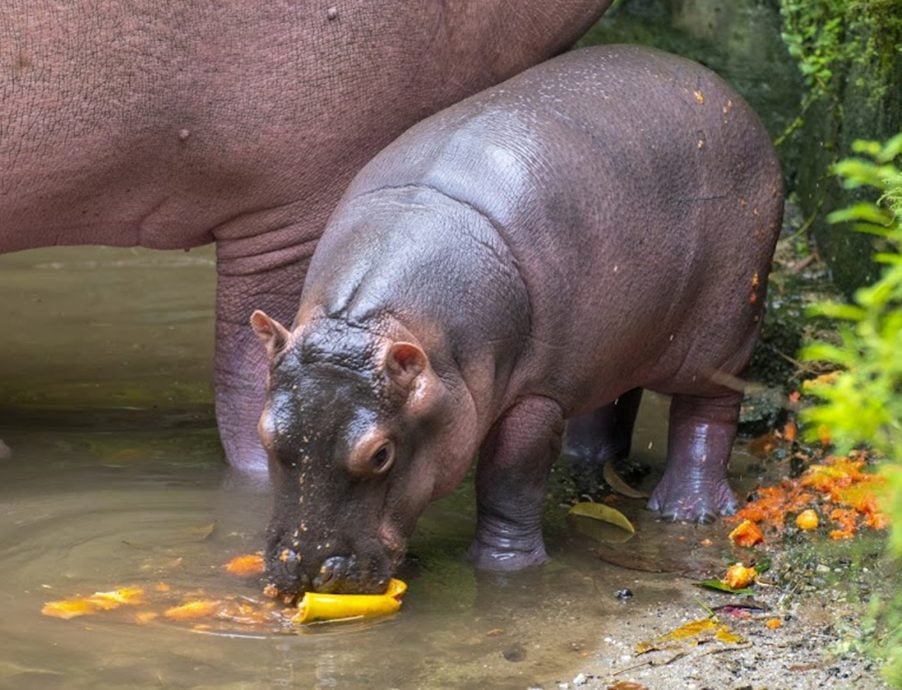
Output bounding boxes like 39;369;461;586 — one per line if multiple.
828;507;858;540
163;600;220;621
87;587;144;609
225;553;265;576
155;582;171;593
766;618;783;630
42;587;144;620
42;598;102;620
723;563;757;589
728;519;764;547
748;431;780;458
731;455;886;542
795;509;819;531
782;420;797;443
134;611;159;625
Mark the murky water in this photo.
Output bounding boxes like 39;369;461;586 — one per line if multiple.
0;247;757;689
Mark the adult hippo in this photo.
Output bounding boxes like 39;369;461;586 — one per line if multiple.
0;0;612;472
251;45;783;595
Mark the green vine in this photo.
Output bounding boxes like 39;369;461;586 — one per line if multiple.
777;0;901;146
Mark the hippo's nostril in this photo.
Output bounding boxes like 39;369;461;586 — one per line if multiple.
313;555;354;593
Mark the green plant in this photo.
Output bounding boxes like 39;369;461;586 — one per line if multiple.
800;133;902;685
776;0;901;147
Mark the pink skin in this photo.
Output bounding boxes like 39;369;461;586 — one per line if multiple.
0;0;612;472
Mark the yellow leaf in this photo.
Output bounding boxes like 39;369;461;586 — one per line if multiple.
568;502;635;535
603;462;649;498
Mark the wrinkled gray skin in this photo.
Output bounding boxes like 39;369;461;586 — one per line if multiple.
0;0;611;472
254;44;784;596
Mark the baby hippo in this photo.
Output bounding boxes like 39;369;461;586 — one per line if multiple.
252;44;783;596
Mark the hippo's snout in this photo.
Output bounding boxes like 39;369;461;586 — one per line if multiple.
264;534;398;597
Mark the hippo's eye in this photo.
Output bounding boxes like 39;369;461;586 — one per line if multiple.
370;442;395;474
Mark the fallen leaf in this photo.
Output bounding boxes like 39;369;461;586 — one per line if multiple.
184;522;216;540
696;579;754;595
635;616;743;654
568;502;635;535
603;462;649;498
766;618;783;630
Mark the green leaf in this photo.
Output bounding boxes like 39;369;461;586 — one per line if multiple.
695;579;754;595
754;557;772;574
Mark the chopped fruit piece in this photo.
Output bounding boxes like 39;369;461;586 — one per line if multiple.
729;519;765;547
795;509;819;531
225;553;265;576
723;563;757;590
163;600;220;621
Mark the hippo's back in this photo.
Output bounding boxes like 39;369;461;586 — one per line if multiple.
342;45;784;406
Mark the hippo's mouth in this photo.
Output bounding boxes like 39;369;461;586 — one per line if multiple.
264;537;404;598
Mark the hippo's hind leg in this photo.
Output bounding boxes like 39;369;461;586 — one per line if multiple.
648;392;742;523
470;396;564;571
563;388;643;489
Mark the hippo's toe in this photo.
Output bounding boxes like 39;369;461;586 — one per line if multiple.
647;478;738;523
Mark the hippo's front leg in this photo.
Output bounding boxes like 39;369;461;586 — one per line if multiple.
648;392;742;523
470;396;564;571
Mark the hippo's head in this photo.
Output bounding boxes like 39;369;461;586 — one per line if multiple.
250;310;479;597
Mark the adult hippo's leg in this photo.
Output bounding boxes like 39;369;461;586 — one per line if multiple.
212;203;327;474
647;391;742;523
470;396;565;571
562;388;643;487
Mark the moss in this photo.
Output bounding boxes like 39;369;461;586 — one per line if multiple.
782;0;902;294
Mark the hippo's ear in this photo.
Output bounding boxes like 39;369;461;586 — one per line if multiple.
385;342;427;391
250;310;291;358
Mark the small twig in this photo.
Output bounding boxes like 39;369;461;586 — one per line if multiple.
612;651;690;676
613;660;654;676
698;643;753;658
779;200;824;246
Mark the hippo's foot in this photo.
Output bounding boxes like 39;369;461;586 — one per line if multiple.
473;396;564;572
649;391;743;523
563;389;643;494
469;515;549;571
647;475;738;523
